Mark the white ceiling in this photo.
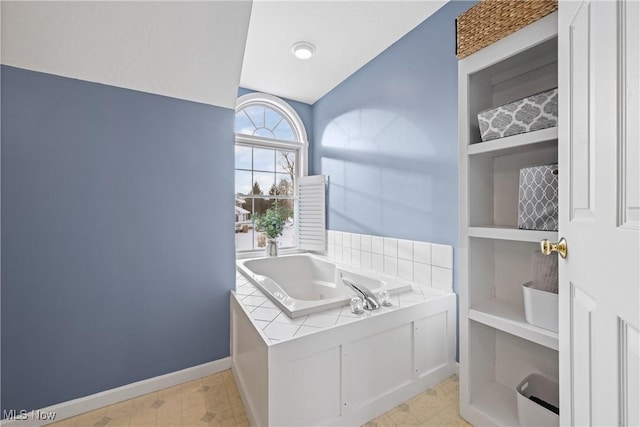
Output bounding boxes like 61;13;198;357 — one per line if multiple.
1;1;448;108
1;1;252;109
240;0;448;105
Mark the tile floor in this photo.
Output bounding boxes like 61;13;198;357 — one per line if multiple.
49;371;469;427
363;375;471;427
49;370;247;427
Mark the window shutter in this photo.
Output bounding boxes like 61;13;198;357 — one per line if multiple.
296;175;326;252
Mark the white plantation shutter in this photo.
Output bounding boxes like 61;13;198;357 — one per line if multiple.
296;175;326;252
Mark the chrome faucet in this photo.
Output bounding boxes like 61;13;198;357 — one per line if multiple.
342;277;380;310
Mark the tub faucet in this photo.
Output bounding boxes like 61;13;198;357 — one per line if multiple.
342;277;380;310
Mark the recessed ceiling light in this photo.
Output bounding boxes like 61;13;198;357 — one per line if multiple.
291;42;315;60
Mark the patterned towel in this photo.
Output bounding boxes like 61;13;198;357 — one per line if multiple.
530;251;558;293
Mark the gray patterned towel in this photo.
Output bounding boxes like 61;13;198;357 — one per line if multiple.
530;251;558;293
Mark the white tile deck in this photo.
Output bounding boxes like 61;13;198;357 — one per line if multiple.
233;258;452;344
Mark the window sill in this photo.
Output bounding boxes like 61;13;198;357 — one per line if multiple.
235;247;313;260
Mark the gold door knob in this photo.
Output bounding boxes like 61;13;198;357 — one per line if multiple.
540;237;568;258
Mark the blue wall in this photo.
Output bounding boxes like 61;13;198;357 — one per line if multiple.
1;66;236;412
312;0;475;294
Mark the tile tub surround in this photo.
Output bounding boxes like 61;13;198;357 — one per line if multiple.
234;267;450;344
327;231;454;293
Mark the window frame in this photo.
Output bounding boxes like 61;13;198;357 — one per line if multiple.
234;93;309;255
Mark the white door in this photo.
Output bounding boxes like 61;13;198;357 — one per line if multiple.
558;0;639;426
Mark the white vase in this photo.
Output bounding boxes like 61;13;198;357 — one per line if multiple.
265;238;279;257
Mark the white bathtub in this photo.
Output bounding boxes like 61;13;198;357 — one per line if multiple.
231;261;457;427
236;254;412;318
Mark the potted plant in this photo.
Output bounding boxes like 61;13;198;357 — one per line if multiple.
254;207;286;256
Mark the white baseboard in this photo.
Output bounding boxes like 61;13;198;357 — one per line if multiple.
1;357;231;426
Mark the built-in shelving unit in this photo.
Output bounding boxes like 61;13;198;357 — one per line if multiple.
467;127;558;157
458;12;560;426
470;382;519;427
469;298;558;350
467;226;557;243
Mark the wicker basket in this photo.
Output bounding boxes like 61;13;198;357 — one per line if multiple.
456;0;558;59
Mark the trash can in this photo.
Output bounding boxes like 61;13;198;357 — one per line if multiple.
517;373;559;427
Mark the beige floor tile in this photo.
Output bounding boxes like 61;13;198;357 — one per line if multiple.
203;390;229;407
227;399;242;413
385;407;422;427
158;384;182;401
436;405;470;427
421;412;454;427
359;375;461;427
405;390;451;423
234;411;249;425
48;417;77;427
73;408;108;426
105;414;131;427
158;397;182;412
205;398;232;414
106;400;134;419
206;383;228;396
230;406;246;424
222;378;237;392
122;420;155;427
128;407;157;426
226;398;242;412
47;372;460;427
223;376;238;390
133;392;159;410
208;408;237;427
155;410;183;426
180;379;203;395
362;412;392;427
377;415;399;427
181;404;208;425
227;392;242;404
433;379;459;404
224;384;241;401
182;392;206;408
201;373;224;388
182;419;210;427
156;398;181;412
203;388;230;402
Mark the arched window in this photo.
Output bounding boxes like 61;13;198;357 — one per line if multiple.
234;93;308;252
235;104;296;141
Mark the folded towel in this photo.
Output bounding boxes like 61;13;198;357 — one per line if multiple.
531;251;558;293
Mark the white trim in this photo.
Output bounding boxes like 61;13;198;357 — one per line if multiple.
235;134;307;151
235;92;309;176
236;92;308;142
235;247;306;260
1;358;231;426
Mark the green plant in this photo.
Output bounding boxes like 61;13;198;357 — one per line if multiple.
254;207;286;239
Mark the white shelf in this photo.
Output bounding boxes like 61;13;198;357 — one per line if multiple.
470;382;520;427
469;298;559;350
468;127;558;157
468;226;558;243
459;10;559;427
